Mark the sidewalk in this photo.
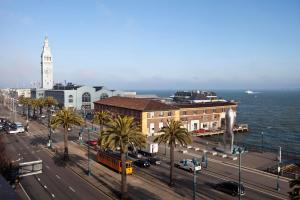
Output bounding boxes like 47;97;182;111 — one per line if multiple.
46;141;192;200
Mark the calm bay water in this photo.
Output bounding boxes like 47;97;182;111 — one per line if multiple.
136;90;300;159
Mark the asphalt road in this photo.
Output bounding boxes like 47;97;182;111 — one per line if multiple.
1;105;290;200
1;106;111;200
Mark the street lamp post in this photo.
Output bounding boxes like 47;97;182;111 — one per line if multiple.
47;108;53;148
277;146;281;191
261;131;264;153
83;108;91;176
192;158;197;200
87;124;91;176
238;147;242;200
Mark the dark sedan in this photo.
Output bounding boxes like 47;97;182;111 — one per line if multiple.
214;181;245;196
147;157;161;165
134;159;150;168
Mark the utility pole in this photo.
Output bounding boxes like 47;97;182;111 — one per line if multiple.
277;146;281;191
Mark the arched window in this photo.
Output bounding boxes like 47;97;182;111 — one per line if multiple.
82;92;91;103
68;95;73;103
100;93;108;99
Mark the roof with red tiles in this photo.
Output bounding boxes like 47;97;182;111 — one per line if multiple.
94;96;176;111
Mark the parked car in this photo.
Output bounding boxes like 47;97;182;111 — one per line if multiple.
214;181;245;196
134;159;151;168
147;157;161;165
7;122;25;134
86;139;98;146
174;159;201;172
192;129;208;134
128;152;142;159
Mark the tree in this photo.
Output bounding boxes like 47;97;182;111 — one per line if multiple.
37;98;45;115
30;99;39;119
92;111;110;148
18;96;26;115
101;115;146;200
154;119;192;186
51;108;84;160
290;178;300;200
44;96;58;110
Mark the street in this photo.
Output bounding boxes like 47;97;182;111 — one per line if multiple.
0;104;290;200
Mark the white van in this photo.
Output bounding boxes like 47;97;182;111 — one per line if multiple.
8;122;25;134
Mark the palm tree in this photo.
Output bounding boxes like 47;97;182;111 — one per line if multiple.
23;98;31;120
290;178;300;200
37;98;45;115
30;99;39;119
154;119;192;186
18;96;26;115
44;96;58;110
51;108;84;160
101;115;146;200
92;111;110;148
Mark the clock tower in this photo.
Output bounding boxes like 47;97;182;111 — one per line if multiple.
41;36;53;89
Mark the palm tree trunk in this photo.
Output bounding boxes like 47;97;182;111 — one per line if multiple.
121;152;128;200
64;128;69;161
27;106;30;118
169;142;175;186
40;106;43;115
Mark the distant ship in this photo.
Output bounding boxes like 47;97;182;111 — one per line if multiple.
245;90;254;94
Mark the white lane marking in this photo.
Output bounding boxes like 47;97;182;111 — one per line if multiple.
203;171;287;200
37;177;41;181
19;183;32;200
44;185;47;189
56;175;61;179
68;186;76;192
51;194;55;198
208;157;289;183
46;165;50;169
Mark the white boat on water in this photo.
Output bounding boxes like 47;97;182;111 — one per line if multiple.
245;90;254;94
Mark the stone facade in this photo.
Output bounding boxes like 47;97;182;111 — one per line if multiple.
94;97;237;137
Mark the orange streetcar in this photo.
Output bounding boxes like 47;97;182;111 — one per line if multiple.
96;150;133;175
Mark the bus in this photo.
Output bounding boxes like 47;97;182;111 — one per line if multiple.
96;150;133;175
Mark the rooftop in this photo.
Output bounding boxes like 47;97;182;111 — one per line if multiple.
94;96;176;111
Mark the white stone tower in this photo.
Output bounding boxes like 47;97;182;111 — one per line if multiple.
41;36;53;89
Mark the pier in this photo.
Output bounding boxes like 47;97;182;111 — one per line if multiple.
191;123;249;137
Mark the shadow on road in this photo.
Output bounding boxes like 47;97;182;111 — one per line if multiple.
30;136;48;146
128;184;162;200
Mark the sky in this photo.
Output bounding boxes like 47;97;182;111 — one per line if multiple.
0;0;299;90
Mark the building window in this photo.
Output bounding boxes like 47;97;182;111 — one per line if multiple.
100;93;108;99
82;92;91;102
149;112;154;118
193;110;198;115
159;111;164;117
159;122;164;130
68;95;73;103
182;111;187;115
168;111;172;116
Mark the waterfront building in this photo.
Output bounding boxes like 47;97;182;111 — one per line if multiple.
41;37;53;89
32;83;136;111
176;102;237;131
94;96;178;136
94;96;237;136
